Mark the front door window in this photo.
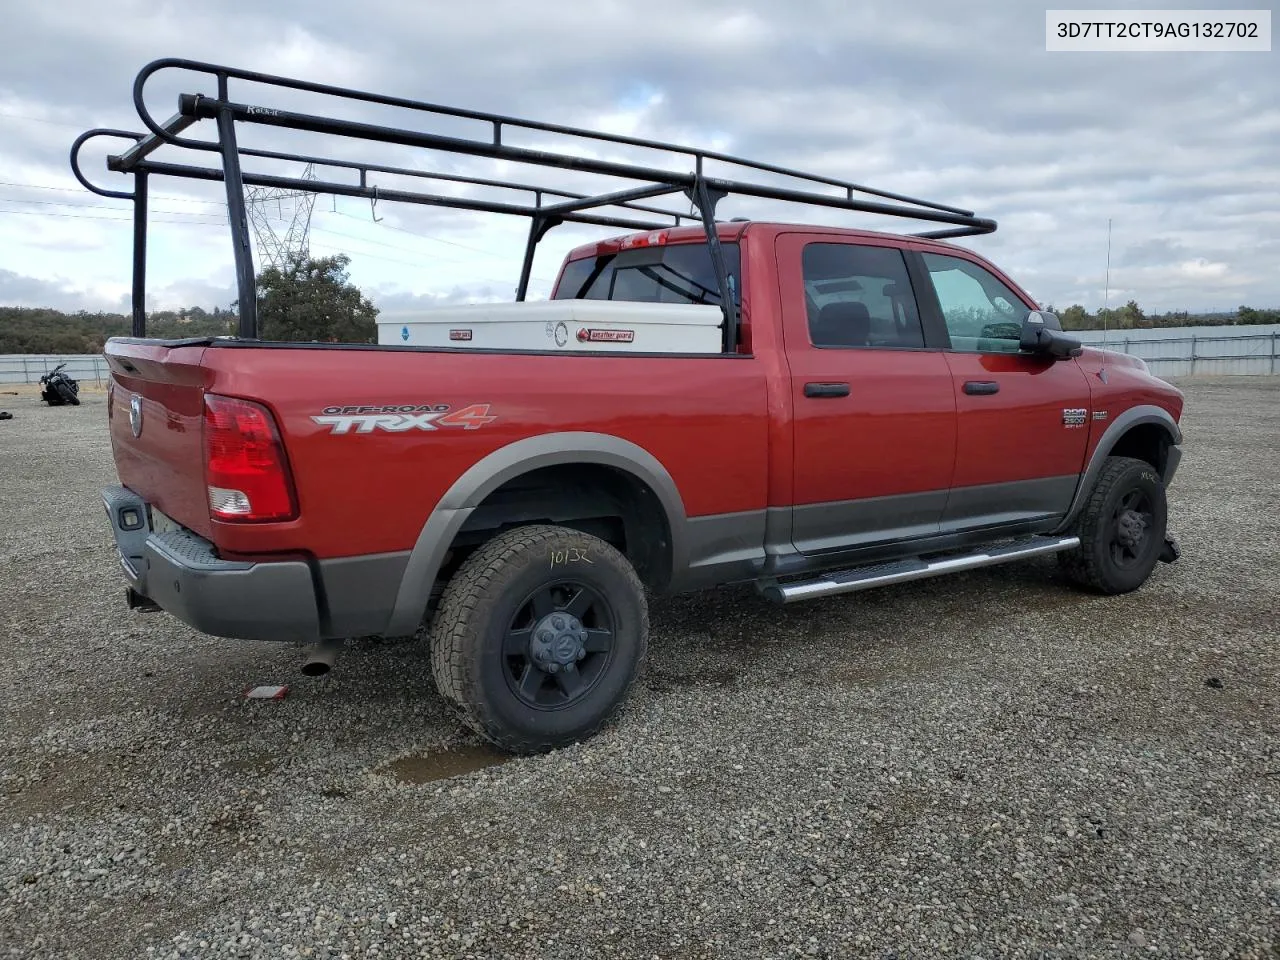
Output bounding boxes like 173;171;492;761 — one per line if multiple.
922;252;1030;354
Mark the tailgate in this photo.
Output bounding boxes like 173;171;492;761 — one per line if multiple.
105;340;214;539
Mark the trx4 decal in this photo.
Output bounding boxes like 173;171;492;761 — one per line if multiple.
312;403;496;435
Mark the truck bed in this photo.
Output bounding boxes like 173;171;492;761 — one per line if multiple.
104;337;770;561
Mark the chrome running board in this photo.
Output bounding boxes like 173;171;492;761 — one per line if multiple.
761;535;1081;604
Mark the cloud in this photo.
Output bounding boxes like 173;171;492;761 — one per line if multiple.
372;283;513;314
1120;238;1189;268
0;0;1276;315
1175;258;1230;280
0;270;93;311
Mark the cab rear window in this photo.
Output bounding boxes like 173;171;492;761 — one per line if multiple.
553;243;741;307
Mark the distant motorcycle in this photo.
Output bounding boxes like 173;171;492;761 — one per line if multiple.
39;363;80;406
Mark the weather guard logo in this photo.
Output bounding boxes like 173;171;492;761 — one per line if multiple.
311;403;496;435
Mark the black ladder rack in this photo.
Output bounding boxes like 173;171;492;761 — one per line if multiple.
70;57;997;349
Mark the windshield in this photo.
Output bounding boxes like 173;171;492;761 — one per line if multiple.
552;243;741;307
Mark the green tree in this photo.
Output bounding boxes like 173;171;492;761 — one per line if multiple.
255;253;378;343
1058;304;1092;330
1120;299;1148;328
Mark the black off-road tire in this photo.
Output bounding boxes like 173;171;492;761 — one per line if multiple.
1059;456;1167;594
428;524;648;754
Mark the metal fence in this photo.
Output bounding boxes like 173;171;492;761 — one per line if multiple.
1074;332;1280;379
0;354;111;386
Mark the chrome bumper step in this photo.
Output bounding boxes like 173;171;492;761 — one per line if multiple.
761;535;1081;604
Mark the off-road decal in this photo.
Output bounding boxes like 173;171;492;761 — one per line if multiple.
311;403;497;435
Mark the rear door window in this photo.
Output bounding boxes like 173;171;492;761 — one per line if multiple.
801;243;925;349
553;243;740;307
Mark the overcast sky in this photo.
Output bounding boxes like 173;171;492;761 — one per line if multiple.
1;0;1276;316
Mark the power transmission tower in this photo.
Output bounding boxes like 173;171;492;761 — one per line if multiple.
245;163;318;270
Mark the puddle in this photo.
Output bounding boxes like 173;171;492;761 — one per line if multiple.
387;744;510;784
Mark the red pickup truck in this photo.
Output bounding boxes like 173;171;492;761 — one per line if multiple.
84;60;1183;753
101;220;1183;752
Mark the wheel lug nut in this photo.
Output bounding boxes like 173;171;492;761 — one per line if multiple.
565;662;576;673
538;630;552;643
552;616;565;630
546;663;559;674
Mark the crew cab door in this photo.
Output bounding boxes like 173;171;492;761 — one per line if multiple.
912;250;1092;530
777;234;957;554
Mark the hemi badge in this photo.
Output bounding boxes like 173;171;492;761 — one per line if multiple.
576;328;635;343
1093;410;1109;421
449;329;473;341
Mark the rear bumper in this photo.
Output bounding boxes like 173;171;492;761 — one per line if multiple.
102;485;320;642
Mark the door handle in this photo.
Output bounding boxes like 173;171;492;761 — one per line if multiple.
963;380;1000;396
804;382;850;398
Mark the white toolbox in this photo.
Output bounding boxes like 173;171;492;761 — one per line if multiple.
376;300;724;354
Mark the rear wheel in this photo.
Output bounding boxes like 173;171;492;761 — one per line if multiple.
1059;456;1167;594
429;524;647;754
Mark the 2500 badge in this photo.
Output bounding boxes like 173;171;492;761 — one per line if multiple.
311;403;496;435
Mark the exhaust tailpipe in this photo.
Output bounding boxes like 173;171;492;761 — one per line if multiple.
301;638;344;677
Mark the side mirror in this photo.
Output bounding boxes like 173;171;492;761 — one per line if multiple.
1020;311;1082;359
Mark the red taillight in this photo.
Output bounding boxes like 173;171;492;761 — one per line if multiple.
202;394;297;523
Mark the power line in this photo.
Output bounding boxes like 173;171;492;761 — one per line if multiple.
0;181;556;284
308;239;525;290
312;224;469;264
0;179;225;206
331;209;509;257
0;208;224;225
313;223;555;285
0;192;330;224
0;206;552;286
0;196;225;219
0;178;554;280
0;110;90;130
327;210;554;282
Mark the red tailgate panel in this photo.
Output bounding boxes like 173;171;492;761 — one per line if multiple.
105;341;214;539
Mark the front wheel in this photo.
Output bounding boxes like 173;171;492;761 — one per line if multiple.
1059;456;1168;594
429;524;648;754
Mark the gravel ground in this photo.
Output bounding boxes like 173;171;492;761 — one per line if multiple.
1;377;1277;960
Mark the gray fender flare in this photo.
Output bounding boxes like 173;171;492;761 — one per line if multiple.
1053;404;1183;533
383;432;688;636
